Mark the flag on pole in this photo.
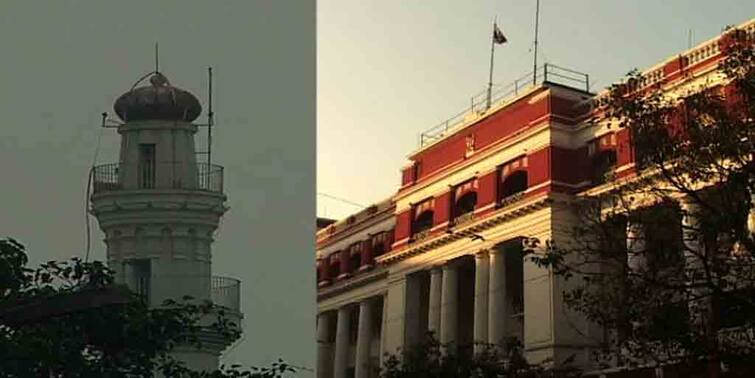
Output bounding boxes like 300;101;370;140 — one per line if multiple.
493;23;507;44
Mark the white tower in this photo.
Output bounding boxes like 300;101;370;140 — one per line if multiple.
90;70;242;371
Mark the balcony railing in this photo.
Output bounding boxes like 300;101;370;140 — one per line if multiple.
128;274;240;313
419;64;590;147
211;276;241;312
451;211;475;227
91;162;224;194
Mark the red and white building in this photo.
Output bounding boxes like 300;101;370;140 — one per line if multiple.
316;19;755;378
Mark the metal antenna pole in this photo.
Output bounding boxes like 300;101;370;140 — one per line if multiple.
208;67;213;168
486;18;496;110
155;42;159;72
533;0;540;85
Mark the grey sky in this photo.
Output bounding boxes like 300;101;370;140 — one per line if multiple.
0;0;315;373
317;1;755;220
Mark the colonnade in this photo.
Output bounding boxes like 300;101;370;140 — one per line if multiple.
318;297;381;378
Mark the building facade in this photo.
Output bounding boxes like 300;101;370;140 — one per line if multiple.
90;70;242;372
317;20;755;378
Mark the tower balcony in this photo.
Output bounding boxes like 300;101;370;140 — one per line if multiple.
210;275;241;313
131;274;241;314
91;162;224;194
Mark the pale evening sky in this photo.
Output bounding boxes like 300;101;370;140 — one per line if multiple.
317;1;755;220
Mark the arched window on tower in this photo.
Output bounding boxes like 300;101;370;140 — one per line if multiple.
500;170;528;200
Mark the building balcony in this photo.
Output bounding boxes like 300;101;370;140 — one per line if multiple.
211;276;241;313
451;211;475;228
130;274;241;314
91;162;224;195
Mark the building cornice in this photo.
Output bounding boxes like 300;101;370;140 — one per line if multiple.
378;193;553;265
316;268;388;301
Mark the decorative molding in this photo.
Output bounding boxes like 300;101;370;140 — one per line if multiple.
377;194;552;265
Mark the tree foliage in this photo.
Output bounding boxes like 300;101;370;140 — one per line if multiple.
379;333;578;378
526;27;755;376
0;238;296;378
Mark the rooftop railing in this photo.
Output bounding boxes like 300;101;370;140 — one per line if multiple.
91;162;224;194
419;64;590;147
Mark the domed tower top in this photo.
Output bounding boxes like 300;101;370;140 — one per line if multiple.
113;71;202;123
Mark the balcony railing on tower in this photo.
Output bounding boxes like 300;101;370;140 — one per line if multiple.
91;162;224;194
129;274;241;313
211;276;241;312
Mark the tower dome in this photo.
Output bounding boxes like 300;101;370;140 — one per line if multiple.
113;72;202;123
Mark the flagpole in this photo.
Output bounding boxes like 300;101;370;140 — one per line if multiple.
486;19;496;110
533;0;540;84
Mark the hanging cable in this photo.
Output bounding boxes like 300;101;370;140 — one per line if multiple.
84;114;107;263
316;192;365;209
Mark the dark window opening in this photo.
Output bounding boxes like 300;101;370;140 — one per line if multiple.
138;144;156;189
350;252;361;272
592;150;618;184
500;170;528;199
642;205;684;272
130;259;151;303
454;192;477;218
412;211;434;236
373;233;387;256
329;261;340;279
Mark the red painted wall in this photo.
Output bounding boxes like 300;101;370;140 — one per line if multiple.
616;128;633;166
551;146;588;186
411;88;551;181
526;148;550;188
394;210;412;243
477;171;498;208
434;191;452;226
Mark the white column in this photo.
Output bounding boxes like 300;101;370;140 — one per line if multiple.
473;250;490;354
681;200;709;329
440;262;458;354
626;219;646;271
333;306;352;378
488;246;508;348
427;266;443;339
355;299;374;378
317;312;334;378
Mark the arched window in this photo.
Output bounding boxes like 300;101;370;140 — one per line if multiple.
413;211;434;235
372;233;387;256
329;257;340;279
350;243;362;272
455;192;477;215
501;170;528;199
454;192;477;225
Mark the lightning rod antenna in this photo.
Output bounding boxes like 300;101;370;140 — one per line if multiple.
155;42;159;72
208;67;213;168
